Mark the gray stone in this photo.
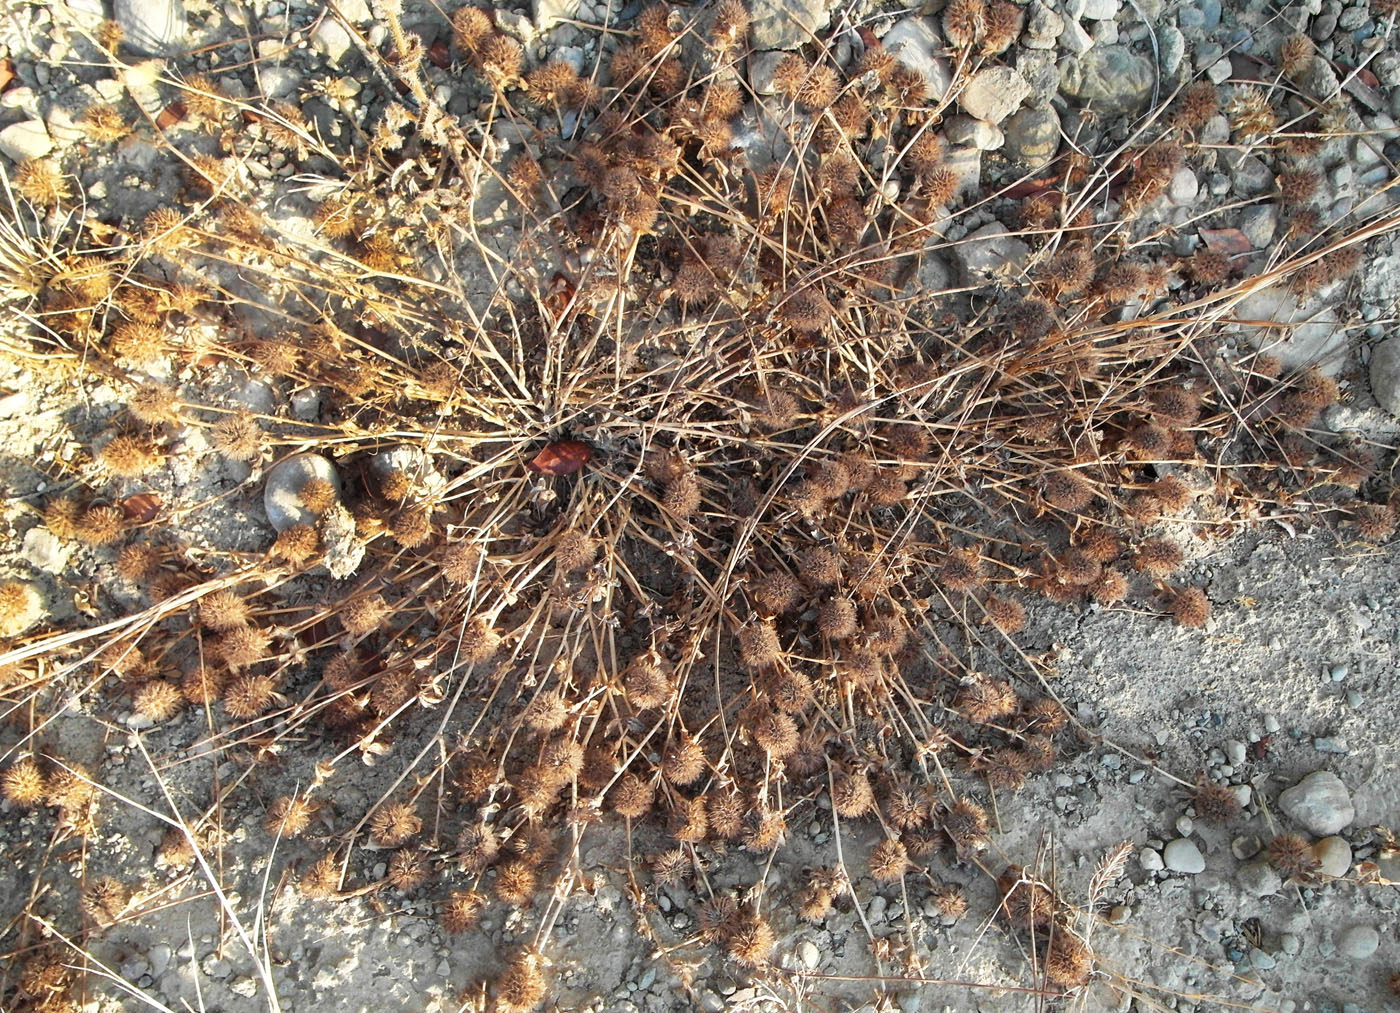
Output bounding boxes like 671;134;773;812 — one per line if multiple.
1139;847;1165;872
959;67;1031;124
0;389;30;417
749;0;830;50
917;253;952;291
1091;19;1118;44
1206;58;1233;84
1080;0;1120;17
1248;947;1276;971
1335;924;1379;960
114;0;188;56
148;944;171;978
882;18;952;101
942;145;983;197
1237;861;1282;897
311;18;356;65
1060;17;1094;54
1369;336;1400;416
264;453;343;531
1239;205;1278;249
1059;46;1156;113
1278;771;1354;835
943;115;1003;150
1299;56;1342;102
1232;287;1347;373
797;940;820;969
1168;167;1199;204
1312;836;1351;877
0;120;54;162
1024;2;1064;48
1163;838;1205;873
952;222;1029;283
22;527;70;574
1001;105;1060;167
1015;51;1061;103
1160;26;1186;75
533;0;580;27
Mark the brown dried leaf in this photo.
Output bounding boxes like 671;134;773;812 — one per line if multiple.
1199;228;1252;256
156;102;186;129
121;493;162;523
527;440;593;476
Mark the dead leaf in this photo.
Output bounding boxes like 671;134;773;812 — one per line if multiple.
156;101;186;129
0;59;15;93
544;272;577;319
121;493;162;523
527;440;593;476
1003;179;1062;200
428;39;451;70
1199;227;1252;255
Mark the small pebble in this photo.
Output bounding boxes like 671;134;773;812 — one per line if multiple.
1231;834;1262;860
1225;740;1247;766
1176;816;1194;838
1163;838;1205;874
1313;836;1352;878
1335;924;1379;960
1237;861;1281;897
1139;848;1165;872
1279;771;1355;835
798;940;820;969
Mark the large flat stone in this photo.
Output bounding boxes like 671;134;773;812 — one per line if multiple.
1059;45;1155;113
959;66;1031;124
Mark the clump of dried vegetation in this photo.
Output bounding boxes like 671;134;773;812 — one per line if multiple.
1;0;1397;1009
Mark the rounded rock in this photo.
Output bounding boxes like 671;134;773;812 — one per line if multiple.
1001;105;1061;167
1335;924;1379;960
1278;771;1354;836
1312;836;1351;878
1369;335;1400;417
114;0;189;56
263;453;342;531
1163;838;1205;874
1237;861;1281;898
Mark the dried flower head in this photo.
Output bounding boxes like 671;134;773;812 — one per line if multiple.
265;795;317;837
1193;777;1242;825
869;838;910;882
133;680;184;722
2;758;46;806
369;801;421;847
15;159;70;207
1268;832;1319;881
0;580;43;637
441;888;486;932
